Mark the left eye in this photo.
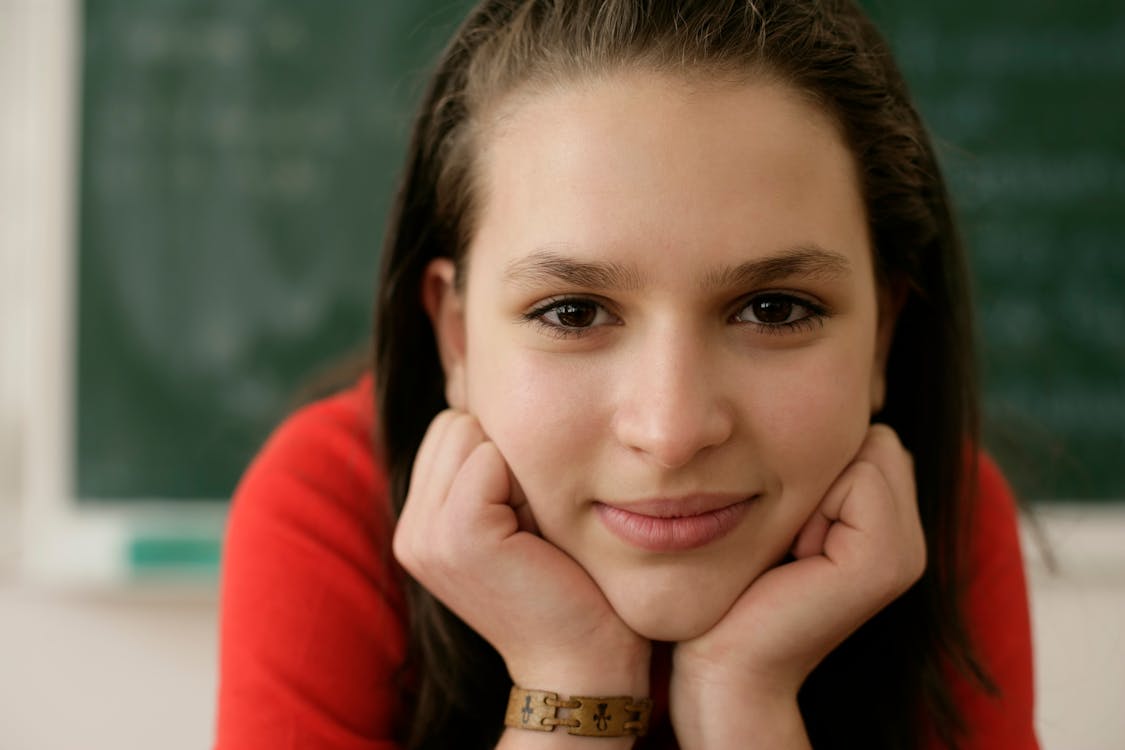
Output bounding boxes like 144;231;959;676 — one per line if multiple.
538;299;613;329
735;294;813;325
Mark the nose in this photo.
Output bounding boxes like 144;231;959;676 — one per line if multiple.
612;327;735;469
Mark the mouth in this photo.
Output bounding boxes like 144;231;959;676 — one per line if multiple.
593;494;755;552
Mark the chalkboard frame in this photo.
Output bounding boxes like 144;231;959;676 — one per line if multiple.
18;0;1124;589
19;2;227;587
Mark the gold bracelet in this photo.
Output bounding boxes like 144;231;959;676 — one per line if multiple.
504;686;652;737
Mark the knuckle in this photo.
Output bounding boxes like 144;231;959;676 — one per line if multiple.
868;422;893;439
444;417;487;461
851;458;878;477
426;410;450;436
430;543;469;581
850;459;888;490
391;528;416;570
863;423;908;461
449;411;485;440
870;422;902;447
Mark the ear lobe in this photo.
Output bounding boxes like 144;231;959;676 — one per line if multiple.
871;280;907;414
421;258;468;409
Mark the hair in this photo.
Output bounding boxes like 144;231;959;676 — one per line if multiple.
373;1;989;747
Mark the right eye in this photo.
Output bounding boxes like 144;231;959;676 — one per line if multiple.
526;297;617;338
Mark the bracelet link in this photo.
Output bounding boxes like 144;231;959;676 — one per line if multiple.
568;695;653;737
504;687;560;732
504;686;653;737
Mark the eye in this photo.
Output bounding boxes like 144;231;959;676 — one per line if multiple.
525;297;618;338
733;293;826;332
544;300;601;328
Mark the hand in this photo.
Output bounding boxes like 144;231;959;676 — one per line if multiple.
669;424;925;748
392;410;650;695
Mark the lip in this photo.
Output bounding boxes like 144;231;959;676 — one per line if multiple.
594;494;754;552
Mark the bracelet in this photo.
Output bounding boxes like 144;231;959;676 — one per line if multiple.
504;686;653;737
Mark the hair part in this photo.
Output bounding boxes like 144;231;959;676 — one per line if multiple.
374;2;987;748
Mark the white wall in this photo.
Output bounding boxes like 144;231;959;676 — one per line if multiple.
1031;572;1125;748
0;584;218;750
1024;507;1125;749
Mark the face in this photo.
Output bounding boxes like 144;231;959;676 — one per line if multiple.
425;70;894;641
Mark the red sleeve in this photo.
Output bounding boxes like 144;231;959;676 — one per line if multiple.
948;454;1039;749
214;376;407;750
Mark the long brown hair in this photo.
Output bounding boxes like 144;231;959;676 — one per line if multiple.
374;2;987;747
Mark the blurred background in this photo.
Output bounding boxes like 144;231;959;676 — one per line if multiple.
1;1;1122;748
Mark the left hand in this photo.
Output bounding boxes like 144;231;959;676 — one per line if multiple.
668;424;926;748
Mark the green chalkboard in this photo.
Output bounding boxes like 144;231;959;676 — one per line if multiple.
77;0;1124;502
865;0;1125;500
76;0;476;500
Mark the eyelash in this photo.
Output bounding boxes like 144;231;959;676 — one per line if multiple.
731;292;829;336
523;293;829;339
523;296;620;339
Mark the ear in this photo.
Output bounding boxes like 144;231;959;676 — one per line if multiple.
870;278;906;414
421;258;468;409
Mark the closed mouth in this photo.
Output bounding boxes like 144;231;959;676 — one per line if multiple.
594;494;755;552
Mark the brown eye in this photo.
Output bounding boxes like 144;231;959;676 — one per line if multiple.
733;293;827;332
545;300;600;328
744;295;795;324
527;296;618;338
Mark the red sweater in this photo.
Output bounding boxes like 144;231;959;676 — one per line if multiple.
215;376;1038;749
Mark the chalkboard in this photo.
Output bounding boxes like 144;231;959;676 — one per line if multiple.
76;0;1124;503
76;0;476;500
865;0;1125;500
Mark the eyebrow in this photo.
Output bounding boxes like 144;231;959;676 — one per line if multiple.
503;246;644;291
700;245;852;290
502;243;851;291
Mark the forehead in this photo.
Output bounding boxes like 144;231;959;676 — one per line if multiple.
467;69;870;284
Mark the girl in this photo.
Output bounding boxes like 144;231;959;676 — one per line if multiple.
216;1;1038;748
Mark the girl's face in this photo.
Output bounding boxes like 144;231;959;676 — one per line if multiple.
426;70;895;641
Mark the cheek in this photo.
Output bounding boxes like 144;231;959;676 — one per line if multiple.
753;341;875;500
464;343;603;509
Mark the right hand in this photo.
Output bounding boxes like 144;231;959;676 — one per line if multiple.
392;409;650;691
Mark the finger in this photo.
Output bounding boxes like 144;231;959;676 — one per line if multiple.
396;414;492;574
404;409;459;503
398;411;457;553
790;505;830;559
514;499;540;535
857;424;916;511
413;412;487;512
832;461;897;537
399;412;487;562
805;460;900;574
824;458;925;599
855;426;923;565
441;441;517;547
790;426;900;560
507;466;540;534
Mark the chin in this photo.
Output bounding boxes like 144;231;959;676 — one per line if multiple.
624;609;723;642
606;579;738;642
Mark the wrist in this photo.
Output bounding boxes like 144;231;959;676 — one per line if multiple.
505;687;651;738
672;641;806;701
671;684;808;750
497;728;638;750
507;640;652;697
500;643;651;749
